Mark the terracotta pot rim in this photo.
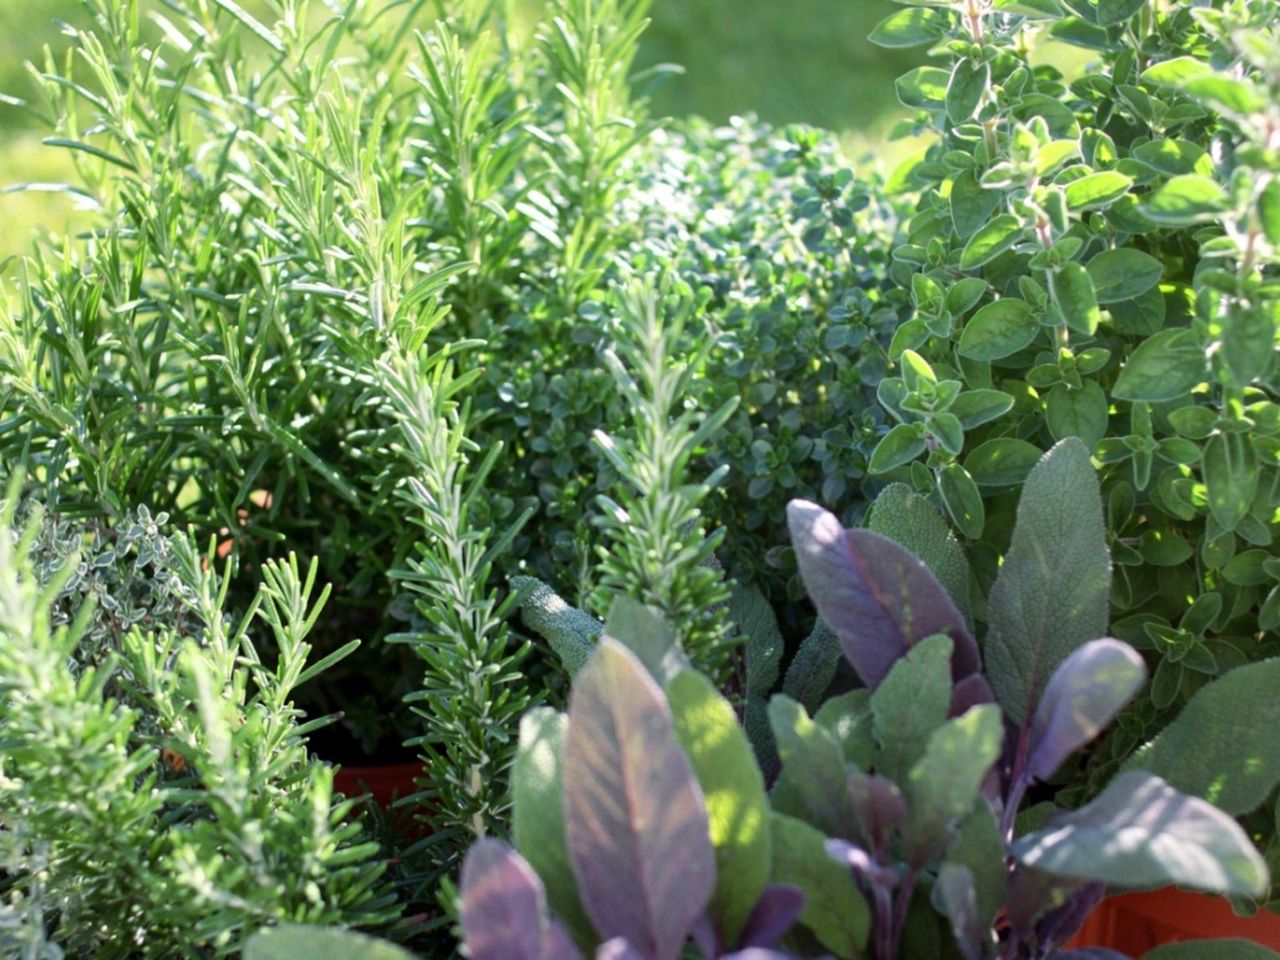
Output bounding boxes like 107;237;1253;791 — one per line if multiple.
1067;886;1280;952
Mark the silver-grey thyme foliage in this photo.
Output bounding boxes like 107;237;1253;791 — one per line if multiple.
442;439;1275;960
0;486;397;958
864;0;1280;900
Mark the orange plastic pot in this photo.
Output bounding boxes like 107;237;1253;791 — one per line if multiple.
333;762;432;842
333;761;424;809
1064;889;1280;953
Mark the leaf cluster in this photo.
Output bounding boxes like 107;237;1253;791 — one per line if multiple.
864;0;1280;895
431;439;1279;960
0;482;396;958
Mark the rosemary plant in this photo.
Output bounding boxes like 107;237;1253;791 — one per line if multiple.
379;349;534;880
0;480;397;957
590;276;738;681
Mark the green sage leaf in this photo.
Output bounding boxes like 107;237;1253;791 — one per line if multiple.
668;670;770;944
985;439;1111;724
769;812;870;957
1013;770;1268;896
246;927;417;960
903;705;1004;866
1126;660;1280;816
513;709;593;943
867;483;973;622
871;634;955;784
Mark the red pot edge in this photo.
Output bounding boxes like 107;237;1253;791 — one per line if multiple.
332;761;426;809
1066;888;1280;952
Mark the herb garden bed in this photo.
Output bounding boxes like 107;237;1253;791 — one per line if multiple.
1;0;1279;958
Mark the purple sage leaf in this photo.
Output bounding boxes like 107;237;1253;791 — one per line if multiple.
825;838;899;889
594;940;645;960
564;639;715;960
688;916;717;960
950;673;995;717
737;885;806;949
1005;867;1084;939
1034;881;1105;950
847;772;908;853
1027;639;1146;783
786;499;978;689
542;922;583;960
722;951;798;960
460;838;549;960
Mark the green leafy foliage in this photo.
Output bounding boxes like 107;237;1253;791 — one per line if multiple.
0;2;906;832
483;117;906;613
985;438;1111;724
668;669;771;944
865;0;1280;856
865;484;973;624
1144;943;1280;960
512;709;593;944
1012;770;1267;894
380;348;535;872
245;926;417;960
1126;660;1280;816
0;0;905;931
451;450;1271;959
0;486;396;957
782;443;1268;958
589;277;737;678
767;812;871;957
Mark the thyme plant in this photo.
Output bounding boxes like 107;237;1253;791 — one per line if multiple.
0;483;396;957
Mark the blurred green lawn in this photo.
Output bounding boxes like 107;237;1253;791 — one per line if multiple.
0;0;918;260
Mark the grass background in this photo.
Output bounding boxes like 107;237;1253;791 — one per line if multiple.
0;0;920;259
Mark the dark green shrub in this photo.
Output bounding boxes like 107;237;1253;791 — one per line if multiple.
867;0;1280;907
0;0;903;770
481;118;906;616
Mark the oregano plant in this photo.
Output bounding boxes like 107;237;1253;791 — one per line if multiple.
866;0;1280;874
